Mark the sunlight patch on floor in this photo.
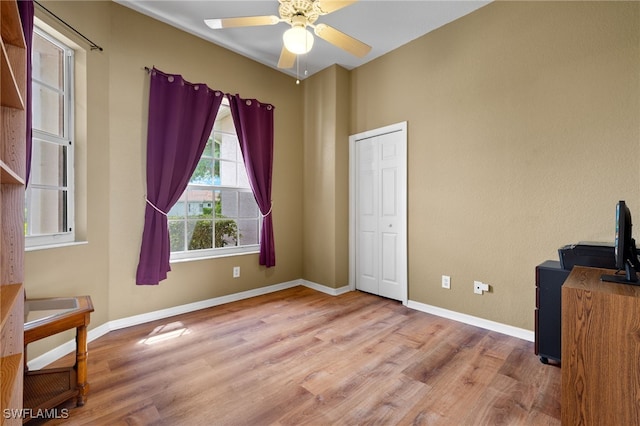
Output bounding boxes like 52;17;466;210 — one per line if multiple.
138;321;191;345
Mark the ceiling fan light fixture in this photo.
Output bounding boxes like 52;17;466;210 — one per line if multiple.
283;26;314;54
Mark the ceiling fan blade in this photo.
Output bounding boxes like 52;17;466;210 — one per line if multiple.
315;0;357;15
314;23;371;58
277;46;296;69
204;15;280;29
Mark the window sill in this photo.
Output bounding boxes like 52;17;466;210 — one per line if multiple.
170;249;259;264
26;241;88;252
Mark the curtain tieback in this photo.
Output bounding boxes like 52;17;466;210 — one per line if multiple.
145;197;168;216
261;202;273;218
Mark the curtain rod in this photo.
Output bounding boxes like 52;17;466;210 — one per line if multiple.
34;0;103;51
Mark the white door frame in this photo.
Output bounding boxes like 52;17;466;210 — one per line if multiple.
349;121;408;305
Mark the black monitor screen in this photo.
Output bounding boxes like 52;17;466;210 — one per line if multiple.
601;200;640;285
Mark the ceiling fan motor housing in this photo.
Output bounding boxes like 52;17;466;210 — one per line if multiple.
279;0;321;25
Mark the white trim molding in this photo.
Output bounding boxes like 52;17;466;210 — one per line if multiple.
301;280;351;296
407;299;535;342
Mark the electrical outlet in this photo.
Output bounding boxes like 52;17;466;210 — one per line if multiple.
442;275;451;289
474;280;489;294
233;266;240;278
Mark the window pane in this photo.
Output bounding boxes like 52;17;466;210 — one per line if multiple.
219;160;237;186
186;188;214;218
212;134;221;158
32;82;64;136
238;219;259;246
219;133;237;161
213;105;233;133
27;188;67;234
202;137;214;158
169;221;185;252
215;219;237;248
30;138;67;187
238;192;258;218
167;194;186;219
190;157;213;185
32;33;63;90
187;219;213;250
217;190;238;218
238;162;250;188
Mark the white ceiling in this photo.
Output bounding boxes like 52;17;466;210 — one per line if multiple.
115;0;490;80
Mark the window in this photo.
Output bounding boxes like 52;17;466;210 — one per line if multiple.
25;27;75;248
169;101;261;260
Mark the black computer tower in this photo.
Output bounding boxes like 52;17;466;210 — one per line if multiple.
535;260;570;364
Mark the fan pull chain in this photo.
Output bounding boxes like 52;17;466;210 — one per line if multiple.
304;53;309;78
296;55;300;85
294;54;308;85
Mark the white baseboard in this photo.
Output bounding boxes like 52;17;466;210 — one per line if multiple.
301;280;351;296
27;280;533;370
407;300;535;342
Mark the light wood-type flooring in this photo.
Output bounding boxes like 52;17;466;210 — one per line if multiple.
34;286;560;425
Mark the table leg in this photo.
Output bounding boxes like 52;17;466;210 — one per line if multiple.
75;323;90;406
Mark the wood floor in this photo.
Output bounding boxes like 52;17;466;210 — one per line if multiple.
35;286;560;425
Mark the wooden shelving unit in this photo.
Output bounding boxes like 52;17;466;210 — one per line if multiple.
1;39;24;110
0;1;26;424
0;161;23;186
0;284;22;328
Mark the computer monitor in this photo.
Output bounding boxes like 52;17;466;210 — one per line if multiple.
601;200;640;285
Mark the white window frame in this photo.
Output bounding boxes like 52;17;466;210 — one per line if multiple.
25;26;75;249
170;100;260;262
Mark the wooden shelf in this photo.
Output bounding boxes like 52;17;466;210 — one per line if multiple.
1;353;23;418
24;367;77;415
0;160;23;185
0;284;22;330
0;0;26;48
0;39;23;110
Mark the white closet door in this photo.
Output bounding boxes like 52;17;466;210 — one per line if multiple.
352;122;407;303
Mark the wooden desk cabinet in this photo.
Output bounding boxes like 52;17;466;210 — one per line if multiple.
561;266;640;425
23;296;94;417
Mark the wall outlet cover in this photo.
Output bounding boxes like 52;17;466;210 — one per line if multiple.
442;275;451;289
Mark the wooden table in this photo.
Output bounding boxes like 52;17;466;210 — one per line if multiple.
23;296;94;414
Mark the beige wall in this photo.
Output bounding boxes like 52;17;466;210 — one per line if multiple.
25;1;304;358
351;1;640;329
24;1;640;359
302;65;350;288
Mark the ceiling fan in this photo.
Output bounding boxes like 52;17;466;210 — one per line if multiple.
204;0;372;69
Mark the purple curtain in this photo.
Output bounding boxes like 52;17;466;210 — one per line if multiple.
18;0;33;185
136;68;223;285
227;94;276;267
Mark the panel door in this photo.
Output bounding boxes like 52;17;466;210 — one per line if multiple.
354;126;407;302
